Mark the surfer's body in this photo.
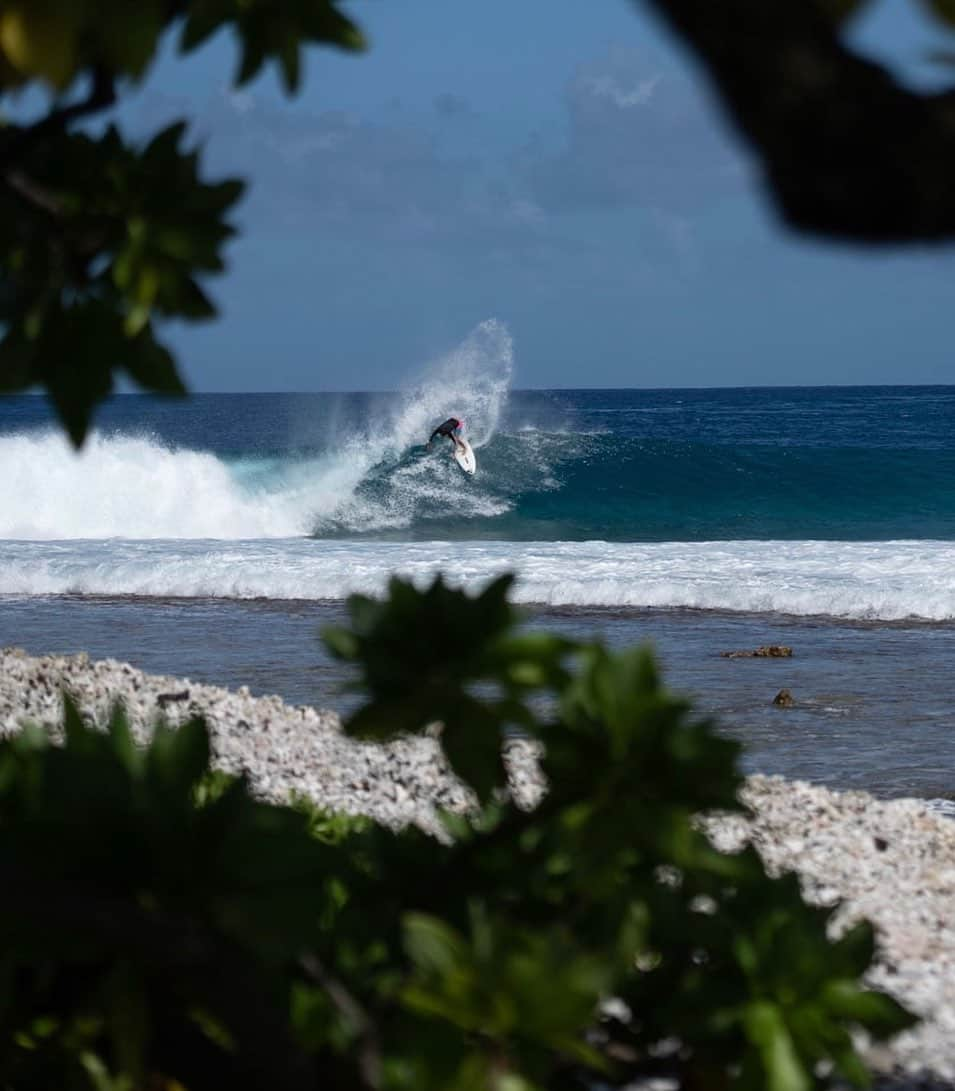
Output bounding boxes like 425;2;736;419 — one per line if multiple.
428;417;463;446
427;416;475;474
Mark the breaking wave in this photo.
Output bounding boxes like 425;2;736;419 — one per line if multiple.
4;539;955;621
0;320;518;540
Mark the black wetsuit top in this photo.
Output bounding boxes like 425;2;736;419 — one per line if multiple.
429;418;460;443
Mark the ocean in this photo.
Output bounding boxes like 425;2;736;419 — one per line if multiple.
3;321;955;799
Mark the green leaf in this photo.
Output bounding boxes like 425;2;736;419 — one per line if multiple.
440;707;504;803
44;341;115;448
144;121;188;163
822;980;917;1036
106;702;138;775
827;1032;874;1087
321;625;358;660
279;38;301;94
62;691;88;748
123;335;187;395
237;39;267;86
145;716;211;799
180;1;231;52
744;1001;812;1091
833;920;876;977
404;913;468;977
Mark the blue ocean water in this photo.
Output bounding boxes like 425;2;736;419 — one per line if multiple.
5;385;955;544
3;322;955;796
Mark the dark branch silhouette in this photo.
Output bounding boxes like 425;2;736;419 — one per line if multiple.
0;65;115;170
643;0;955;242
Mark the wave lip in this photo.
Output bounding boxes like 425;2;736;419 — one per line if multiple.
0;320;517;541
0;431;312;540
3;539;955;621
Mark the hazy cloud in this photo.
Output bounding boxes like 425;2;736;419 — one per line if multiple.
125;46;743;272
128;87;557;251
433;92;475;118
525;47;746;215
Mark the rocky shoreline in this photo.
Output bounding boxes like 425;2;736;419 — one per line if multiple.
2;646;954;1086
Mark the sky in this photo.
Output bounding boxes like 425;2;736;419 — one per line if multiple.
97;0;955;389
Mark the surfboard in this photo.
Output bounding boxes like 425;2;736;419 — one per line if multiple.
453;438;476;475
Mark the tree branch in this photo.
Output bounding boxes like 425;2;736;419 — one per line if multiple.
641;0;955;242
0;65;116;169
299;953;383;1089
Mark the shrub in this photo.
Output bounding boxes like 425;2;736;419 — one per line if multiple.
0;576;913;1089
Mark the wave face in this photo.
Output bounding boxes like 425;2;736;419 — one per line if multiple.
8;425;955;542
5;326;955;617
6;380;955;543
3;539;955;620
0;320;515;540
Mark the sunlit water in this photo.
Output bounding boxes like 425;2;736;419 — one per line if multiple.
4;321;955;799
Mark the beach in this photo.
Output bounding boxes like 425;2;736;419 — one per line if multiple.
6;592;955;799
5;380;955;1082
2;644;954;1085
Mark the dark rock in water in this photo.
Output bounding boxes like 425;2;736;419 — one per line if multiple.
157;689;190;706
772;688;795;707
721;645;793;658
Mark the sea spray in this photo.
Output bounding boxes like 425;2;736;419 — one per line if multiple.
302;318;516;533
0;320;520;540
0;430;308;539
7;383;955;544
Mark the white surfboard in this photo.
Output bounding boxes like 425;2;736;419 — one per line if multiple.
453;438;476;475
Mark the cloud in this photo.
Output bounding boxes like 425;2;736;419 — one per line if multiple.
126;85;563;253
524;46;746;215
582;72;661;109
433;92;475;118
123;47;741;277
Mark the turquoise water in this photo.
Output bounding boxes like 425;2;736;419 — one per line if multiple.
5;386;955;541
4;375;955;797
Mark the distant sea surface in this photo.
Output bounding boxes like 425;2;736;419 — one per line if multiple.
3;323;955;798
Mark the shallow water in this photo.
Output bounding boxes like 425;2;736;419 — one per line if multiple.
5;356;955;802
4;595;954;800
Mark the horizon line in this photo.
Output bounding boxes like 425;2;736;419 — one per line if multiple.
7;382;955;396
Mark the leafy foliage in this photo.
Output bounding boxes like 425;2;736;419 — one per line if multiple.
6;1;955;444
0;0;364;444
0;121;241;443
0;579;915;1090
0;0;363;92
323;575;572;801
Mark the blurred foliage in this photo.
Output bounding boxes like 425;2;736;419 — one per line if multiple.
0;577;915;1089
4;0;955;442
4;0;955;438
639;0;955;241
0;0;364;444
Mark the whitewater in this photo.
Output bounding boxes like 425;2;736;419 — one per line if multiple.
5;321;955;621
0;320;515;540
8;327;955;796
3;538;955;621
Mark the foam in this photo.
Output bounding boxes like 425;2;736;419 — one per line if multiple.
0;320;515;541
4;538;955;620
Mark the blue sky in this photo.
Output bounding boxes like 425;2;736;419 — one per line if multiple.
111;0;955;389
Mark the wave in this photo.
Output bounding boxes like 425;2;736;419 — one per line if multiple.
0;321;518;540
7;333;955;544
5;539;955;620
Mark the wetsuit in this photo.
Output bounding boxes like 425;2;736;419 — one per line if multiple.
429;418;461;444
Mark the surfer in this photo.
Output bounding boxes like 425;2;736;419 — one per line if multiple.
428;417;464;449
427;415;475;473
